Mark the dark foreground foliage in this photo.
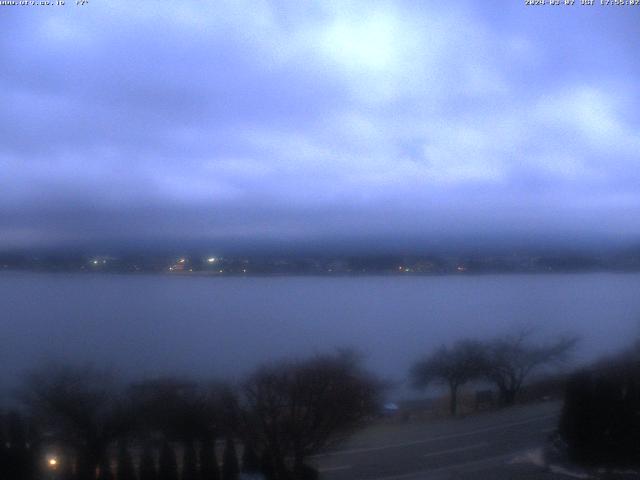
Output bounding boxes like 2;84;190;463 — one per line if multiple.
0;351;381;480
559;343;640;468
240;350;382;480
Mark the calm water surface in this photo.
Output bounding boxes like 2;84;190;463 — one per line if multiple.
2;272;640;395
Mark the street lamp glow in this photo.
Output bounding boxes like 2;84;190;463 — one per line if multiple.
48;456;58;468
207;257;216;263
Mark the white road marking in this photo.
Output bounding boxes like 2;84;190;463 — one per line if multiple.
422;441;488;458
313;413;556;458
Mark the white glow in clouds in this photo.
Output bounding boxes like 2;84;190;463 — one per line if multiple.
321;11;397;71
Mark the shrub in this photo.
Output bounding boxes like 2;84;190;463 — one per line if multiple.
139;445;157;480
559;350;640;467
199;439;220;480
158;442;179;480
222;438;239;480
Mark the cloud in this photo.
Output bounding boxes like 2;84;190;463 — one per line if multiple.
0;0;639;250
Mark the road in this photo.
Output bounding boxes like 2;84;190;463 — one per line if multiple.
312;401;567;480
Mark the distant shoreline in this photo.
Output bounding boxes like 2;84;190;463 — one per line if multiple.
2;267;640;277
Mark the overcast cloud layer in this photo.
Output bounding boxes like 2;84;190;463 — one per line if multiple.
2;1;640;251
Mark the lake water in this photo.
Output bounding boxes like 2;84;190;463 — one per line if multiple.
2;272;640;397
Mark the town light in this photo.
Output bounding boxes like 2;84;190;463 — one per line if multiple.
47;456;58;468
207;257;216;263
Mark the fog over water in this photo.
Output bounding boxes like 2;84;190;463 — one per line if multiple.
2;272;640;397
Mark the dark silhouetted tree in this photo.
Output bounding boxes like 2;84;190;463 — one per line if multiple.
117;442;137;480
0;423;6;480
3;411;33;480
241;443;260;474
59;450;76;480
241;351;381;479
411;340;487;415
221;438;239;480
129;378;226;464
158;442;179;480
129;379;229;480
139;445;157;480
181;440;198;480
97;455;114;480
259;448;275;480
199;439;219;480
560;341;640;467
21;364;134;480
129;379;211;442
484;330;578;405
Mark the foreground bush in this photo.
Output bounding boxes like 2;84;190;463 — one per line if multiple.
2;351;379;480
559;346;640;468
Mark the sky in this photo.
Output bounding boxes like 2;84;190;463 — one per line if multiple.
2;0;640;253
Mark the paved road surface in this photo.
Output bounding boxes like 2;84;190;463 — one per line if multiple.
312;401;566;480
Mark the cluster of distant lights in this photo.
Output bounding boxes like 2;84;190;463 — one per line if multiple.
84;257;464;275
397;265;467;273
166;257;246;274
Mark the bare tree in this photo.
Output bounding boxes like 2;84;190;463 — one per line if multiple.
116;441;137;480
158;441;178;480
129;378;226;480
21;363;133;480
221;437;239;480
241;351;381;479
483;329;578;405
411;340;487;415
182;440;198;480
199;438;220;480
128;378;216;442
1;411;37;480
139;445;158;480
